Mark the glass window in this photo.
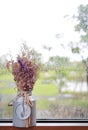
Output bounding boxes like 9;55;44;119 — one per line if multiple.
0;0;88;121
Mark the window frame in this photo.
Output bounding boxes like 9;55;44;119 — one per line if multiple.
0;119;88;124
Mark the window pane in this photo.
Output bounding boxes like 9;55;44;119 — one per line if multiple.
0;0;88;120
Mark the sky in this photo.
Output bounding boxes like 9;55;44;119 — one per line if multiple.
0;0;88;62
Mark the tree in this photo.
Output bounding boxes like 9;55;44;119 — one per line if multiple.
0;54;10;74
48;56;70;72
75;4;88;42
73;4;88;89
48;56;70;93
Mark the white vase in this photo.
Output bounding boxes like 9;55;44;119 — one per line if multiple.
13;91;36;127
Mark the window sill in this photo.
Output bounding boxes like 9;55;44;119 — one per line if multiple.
0;123;88;126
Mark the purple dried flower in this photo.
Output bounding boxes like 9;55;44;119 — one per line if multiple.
18;58;27;73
